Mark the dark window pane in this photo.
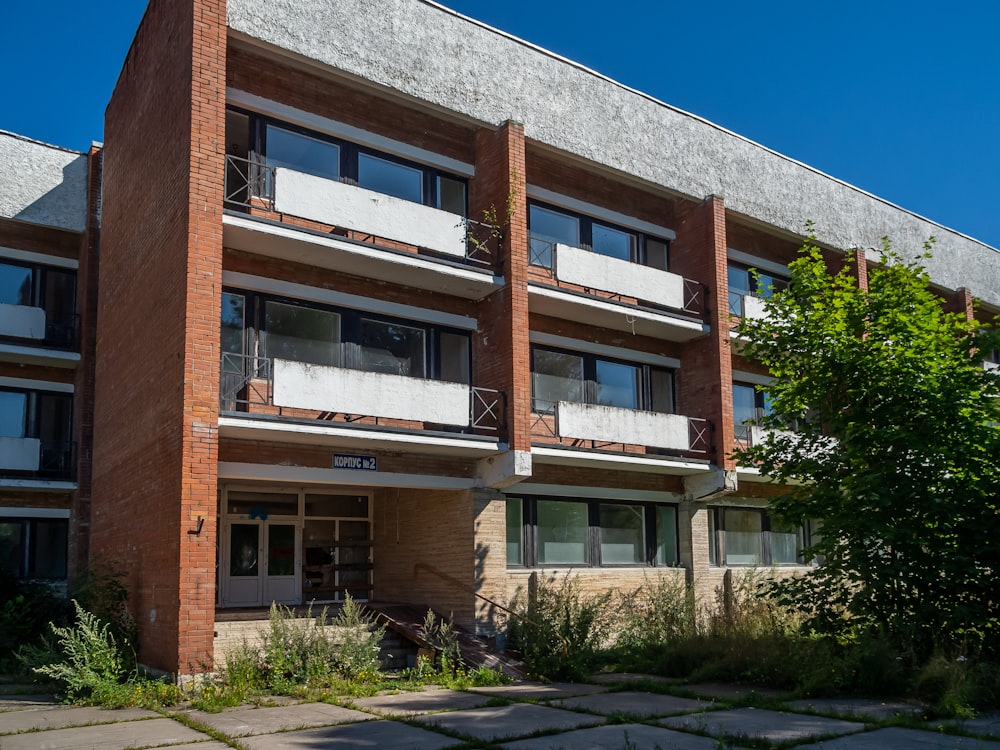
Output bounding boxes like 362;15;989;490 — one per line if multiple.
506;499;523;566
264;301;341;366
0;263;33;306
599;504;644;564
440;332;470;384
37;393;72;445
30;520;67;579
732;383;758;427
229;524;259;577
266;125;340;181
595;360;639;409
304;494;369;518
437;176;466;215
0;521;25;577
227;491;299;517
358;153;422;203
267;524;296;576
221;293;245;357
592;223;635;262
645;238;669;271
537;500;588;564
650;369;674;414
532;349;584;412
360;319;425;377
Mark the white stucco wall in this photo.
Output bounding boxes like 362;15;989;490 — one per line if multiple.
273;168;467;257
272;359;471;426
0;131;87;233
0;437;41;471
554;243;685;309
0;304;46;339
227;0;1000;309
556;401;690;451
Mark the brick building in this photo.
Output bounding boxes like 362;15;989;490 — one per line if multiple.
2;0;998;676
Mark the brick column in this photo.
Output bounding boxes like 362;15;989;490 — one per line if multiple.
471;121;530;453
93;0;226;675
945;287;975;320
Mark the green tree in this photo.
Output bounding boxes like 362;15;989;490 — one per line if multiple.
734;238;1000;657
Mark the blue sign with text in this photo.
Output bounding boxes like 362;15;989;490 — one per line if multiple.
333;453;377;471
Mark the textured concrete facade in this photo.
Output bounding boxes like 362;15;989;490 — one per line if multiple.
0;132;88;232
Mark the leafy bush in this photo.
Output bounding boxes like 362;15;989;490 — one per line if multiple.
260;603;340;691
612;574;695;657
70;558;138;655
329;595;385;681
0;571;73;672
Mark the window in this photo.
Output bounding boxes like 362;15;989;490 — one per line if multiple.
229;108;467;215
507;497;678;567
0;260;77;347
0;387;73;478
528;201;670;271
708;507;815;567
222;289;471;384
531;346;673;415
732;382;770;444
0;517;68;580
728;263;789;316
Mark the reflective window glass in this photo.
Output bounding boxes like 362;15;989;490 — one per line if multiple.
360;319;425;377
724;509;763;566
0;263;33;306
227;491;299;517
595;360;639;409
506;499;523;566
529;206;580;267
592;223;636;262
229;524;259;577
304;494;369;518
264;302;341;367
599;504;644;564
266;125;340;181
0;390;27;438
358;153;423;203
655;505;678;565
728;266;750;316
437;175;466;215
220;293;245;377
650;369;674;414
537;500;588;564
440;331;471;384
645;238;669;271
532;350;584;413
267;524;296;576
771;521;804;565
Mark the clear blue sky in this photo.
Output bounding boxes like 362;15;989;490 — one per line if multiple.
5;0;999;249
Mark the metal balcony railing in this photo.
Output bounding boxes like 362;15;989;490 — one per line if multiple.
222;155;501;268
220;353;506;436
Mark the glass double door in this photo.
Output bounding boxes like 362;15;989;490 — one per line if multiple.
222;520;299;607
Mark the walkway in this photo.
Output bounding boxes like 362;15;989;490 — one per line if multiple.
2;677;998;749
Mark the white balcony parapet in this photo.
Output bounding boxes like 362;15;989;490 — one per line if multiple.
742;295;769;320
0;437;41;471
272;359;471;427
556;401;690;451
984;360;999;372
554;243;685;309
0;303;46;339
273;168;467;258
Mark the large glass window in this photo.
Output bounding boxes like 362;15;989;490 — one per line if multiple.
265;124;340;181
729;263;789;316
509;497;678;568
0;517;68;580
709;507;813;567
0;261;77;347
440;331;471;384
358;153;423;203
0;390;27;437
360;319;425;377
264;301;341;367
0;262;33;306
531;346;673;415
528;202;670;271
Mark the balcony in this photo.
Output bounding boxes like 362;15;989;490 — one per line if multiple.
222;156;502;299
728;292;768;321
527;238;707;342
0;438;76;482
530;400;710;472
219;354;506;457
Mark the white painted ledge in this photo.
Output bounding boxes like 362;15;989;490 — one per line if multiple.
556;401;690;451
742;295;768;320
272;360;471;426
273;168;467;257
554;243;685;309
0;304;46;339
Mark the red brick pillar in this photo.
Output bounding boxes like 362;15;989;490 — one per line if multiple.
669;196;733;470
945;287;975;320
93;0;226;675
471;122;530;453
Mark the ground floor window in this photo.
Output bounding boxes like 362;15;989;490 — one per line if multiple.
0;515;68;580
708;507;816;566
506;496;678;568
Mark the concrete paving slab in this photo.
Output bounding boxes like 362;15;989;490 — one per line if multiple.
181;701;373;736
502;722;748;749
954;715;1000;738
793;726;1000;749
683;682;789;701
660;707;865;743
468;681;608;700
0;695;58;711
0;705;158;734
351;687;490;716
240;718;457;749
0;716;211;750
552;690;711;718
162;744;232;750
415;702;599;741
590;672;680;685
787;697;923;719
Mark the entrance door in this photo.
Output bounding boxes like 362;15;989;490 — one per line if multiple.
222;520;300;607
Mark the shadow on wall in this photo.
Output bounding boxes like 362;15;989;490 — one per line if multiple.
4;153;89;232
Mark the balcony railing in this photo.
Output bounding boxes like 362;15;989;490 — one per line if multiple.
0;439;76;481
223;155;501;268
528;235;706;317
529;400;710;457
220;353;506;437
0;305;79;350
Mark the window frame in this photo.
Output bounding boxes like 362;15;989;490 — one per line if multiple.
229;107;468;216
0;258;78;347
0;516;69;581
708;507;816;567
527;200;670;270
506;496;679;569
728;263;789;316
222;288;472;384
530;344;674;415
